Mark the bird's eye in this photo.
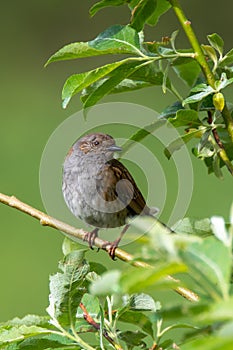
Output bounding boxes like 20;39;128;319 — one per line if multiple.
93;140;99;146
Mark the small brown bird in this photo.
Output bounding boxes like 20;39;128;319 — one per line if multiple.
62;132;158;259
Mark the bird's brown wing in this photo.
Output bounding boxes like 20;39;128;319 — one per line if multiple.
96;158;150;216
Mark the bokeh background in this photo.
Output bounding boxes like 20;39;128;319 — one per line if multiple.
1;0;233;322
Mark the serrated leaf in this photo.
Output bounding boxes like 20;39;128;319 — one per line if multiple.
14;333;75;350
0;325;50;346
1;315;50;329
173;217;212;237
130;0;157;32
207;33;224;57
90;0;127;16
168;109;201;127
128;293;161;311
172;57;201;87
165;128;204;159
47;250;90;328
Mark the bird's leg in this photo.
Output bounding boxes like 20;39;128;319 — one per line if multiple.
83;228;99;250
105;224;130;260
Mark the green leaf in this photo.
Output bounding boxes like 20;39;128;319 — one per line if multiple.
118;330;147;348
180;237;231;300
182;336;233;350
82;60;151;109
130;0;157;32
168;109;201;127
202;45;218;69
118;310;154;338
119;118;166;159
172;57;201;87
159;101;184;119
89;24;142;53
128;293;161;311
47;250;90;328
216;72;233;90
89;270;121;295
13;334;75;350
212;153;223;179
165;128;205;159
90;0;127;16
1;315;50;329
77;294;100;319
119;263;185;294
147;0;171;26
219;48;233;66
207;33;224;57
0;325;51;346
46;25;142;66
183;85;214;106
173;217;212;237
81;64;165;104
198;297;233;324
62;59;129;108
210;216;231;246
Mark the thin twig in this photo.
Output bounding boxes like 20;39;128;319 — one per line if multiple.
0;192;199;302
207;111;233;175
79;302;123;350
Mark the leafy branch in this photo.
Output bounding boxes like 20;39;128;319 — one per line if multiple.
45;0;233;177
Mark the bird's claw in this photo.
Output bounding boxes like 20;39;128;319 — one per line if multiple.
83;228;99;250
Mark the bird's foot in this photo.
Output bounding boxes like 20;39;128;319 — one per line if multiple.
102;237;121;260
83;228;99;250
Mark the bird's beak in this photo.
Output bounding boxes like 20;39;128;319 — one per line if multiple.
107;144;122;152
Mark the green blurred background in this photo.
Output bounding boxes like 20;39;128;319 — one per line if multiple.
1;0;233;322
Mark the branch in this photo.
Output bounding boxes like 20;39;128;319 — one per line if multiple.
0;192;199;302
169;0;233;144
207;111;233;175
79;302;123;350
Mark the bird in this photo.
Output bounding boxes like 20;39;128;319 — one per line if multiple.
62;132;160;259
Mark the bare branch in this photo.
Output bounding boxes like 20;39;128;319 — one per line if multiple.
0;192;199;302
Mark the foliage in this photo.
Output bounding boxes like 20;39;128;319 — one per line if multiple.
2;1;233;350
46;0;233;177
1;210;233;349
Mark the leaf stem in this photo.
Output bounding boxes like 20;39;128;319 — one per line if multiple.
0;192;199;302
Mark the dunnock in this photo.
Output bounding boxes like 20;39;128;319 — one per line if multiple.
62;132;158;258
